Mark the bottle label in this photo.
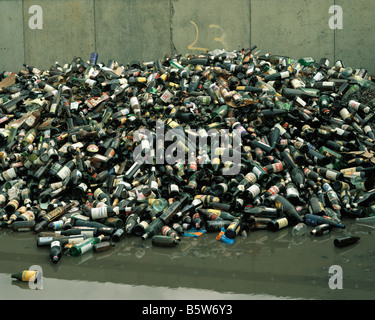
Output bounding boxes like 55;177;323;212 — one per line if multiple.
277;217;288;229
21;211;35;221
25;114;37;127
78;183;88;192
161;226;171;236
286;186;299;197
325;170;339;181
150;181;158;190
51;240;60;248
57;166;71;180
130;96;139;107
90;207;108;219
170;184;179;193
21;270;37;282
245;172;257;184
3;167;17;180
68;236;87;244
79;242;94;255
364;125;372;134
280;71;290;79
252;166;263;178
339;108;350;120
93;188;104;199
272;162;283;172
268;185;280;196
248;184;260;198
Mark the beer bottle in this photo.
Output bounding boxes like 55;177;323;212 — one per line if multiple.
243;183;261;202
232;172;257;197
290;167;306;190
274;195;303;223
334;236;360;248
55;159;76;181
310;224;331;236
307;190;326;216
34;202;75;233
50;240;62;263
5;205;26;226
88;206;119;220
224;218;242;239
304;213;345;229
125;213;140;235
8;220;36;232
267;217;288;232
161;225;181;241
199;208;237;221
285;182;300;205
11;270;39;282
151;235;179;247
4;196;21;215
322;183;342;216
69;235;105;256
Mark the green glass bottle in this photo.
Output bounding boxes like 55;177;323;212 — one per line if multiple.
69;235;105;256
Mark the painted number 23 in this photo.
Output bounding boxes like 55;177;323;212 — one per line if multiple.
188;21;226;52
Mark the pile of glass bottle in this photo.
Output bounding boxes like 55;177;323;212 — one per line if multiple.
0;46;375;262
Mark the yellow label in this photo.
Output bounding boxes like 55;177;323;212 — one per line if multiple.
277;218;288;228
22;270;37;282
275;200;282;209
167;120;179;129
207;209;221;216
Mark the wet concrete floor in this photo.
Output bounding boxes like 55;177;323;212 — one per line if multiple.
1;218;375;300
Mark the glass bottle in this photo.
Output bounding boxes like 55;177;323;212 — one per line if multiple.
69;235;105;256
50;240;62;264
274;195;304;223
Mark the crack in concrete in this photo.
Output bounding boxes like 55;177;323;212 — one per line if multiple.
169;0;178;55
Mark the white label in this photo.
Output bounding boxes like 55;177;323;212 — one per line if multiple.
25;114;37;127
287;186;299;197
218;183;228;192
339;108;350;120
313;72;324;81
364;125;372;134
68;236;87;244
252;166;262;178
170;184;179;192
348;100;360;109
3;167;17;180
80;242;94;255
90;207;107;219
247;184;260;198
335;127;344;135
51;240;60;248
150;181;158;190
57;166;71;180
161;90;173;103
130;96;139;107
280;71;290;79
326;170;338;181
78;183;88;192
296;96;306;107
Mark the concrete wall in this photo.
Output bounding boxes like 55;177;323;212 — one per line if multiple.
0;0;374;73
